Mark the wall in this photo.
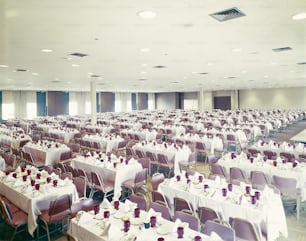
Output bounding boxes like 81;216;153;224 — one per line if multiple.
239;87;306;110
48;91;69;116
155;93;178;110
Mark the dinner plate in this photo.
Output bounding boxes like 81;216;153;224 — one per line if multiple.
130;217;144;225
94;214;104;220
156;223;173;235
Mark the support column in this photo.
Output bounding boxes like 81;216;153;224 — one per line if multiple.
90;80;97;124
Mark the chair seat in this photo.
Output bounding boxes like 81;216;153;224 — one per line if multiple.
71;199;97;218
40;209;71;223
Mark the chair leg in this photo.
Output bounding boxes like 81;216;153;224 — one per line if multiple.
10;227;18;241
297;197;301;220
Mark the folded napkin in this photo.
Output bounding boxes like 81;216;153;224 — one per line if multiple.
100;222;111;241
5;175;15;183
0;171;5;177
124;199;137;212
16;166;21;173
210;231;223;241
78;211;93;225
23;185;33;194
101;198;112;209
13;179;24;187
173;218;188;232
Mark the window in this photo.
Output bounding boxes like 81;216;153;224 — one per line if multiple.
26;102;37;119
69;102;78;115
85;101;91;115
2;103;15;120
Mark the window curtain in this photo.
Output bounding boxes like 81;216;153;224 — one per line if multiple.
69;92;91;115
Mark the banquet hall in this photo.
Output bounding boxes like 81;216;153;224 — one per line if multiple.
1;1;306;241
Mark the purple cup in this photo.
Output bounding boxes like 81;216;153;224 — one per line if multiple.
31;179;35;186
157;238;165;241
255;191;260;200
176;175;181;182
228;183;233;192
177;226;184;239
194;236;202;241
273;161;277;167
113;162;117;169
185;172;189;179
21;167;26;172
53;179;58;187
125;159;129;165
35;183;40;191
123;219;130;232
27;169;31;175
22;175;27;182
94;205;100;215
114;200;120;210
292;161;298;168
198;175;203;183
12;173;17;178
150;216;157;228
134;207;140;218
245;186;251;194
251;195;257;205
222;188;227;197
36;173;41;179
204;184;209;191
46;177;51;183
103;210;110;218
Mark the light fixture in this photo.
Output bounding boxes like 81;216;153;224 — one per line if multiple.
32;72;39;76
140;71;147;74
71;64;80;67
232;48;242;52
0;64;9;68
141;48;151;53
292;12;306;20
141;63;147;67
41;48;53;53
137;10;156;19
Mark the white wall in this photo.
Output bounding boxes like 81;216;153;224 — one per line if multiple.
155;93;177;110
239;87;306;109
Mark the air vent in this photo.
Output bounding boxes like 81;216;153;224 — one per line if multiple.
90;74;101;78
15;69;27;72
210;7;246;22
153;65;166;68
70;52;88;57
51;80;60;83
272;47;292;52
297;62;306;65
199;72;208;75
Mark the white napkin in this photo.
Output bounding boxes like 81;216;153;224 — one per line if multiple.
210;231;223;241
23;185;33;194
100;222;111;241
78;211;93;225
16;166;21;173
13;179;23;187
173;218;188;232
124;200;136;212
101;198;112;209
6;175;15;183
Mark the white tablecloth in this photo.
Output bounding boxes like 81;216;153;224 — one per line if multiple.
23;142;70;166
218;153;306;200
159;174;288;241
0;169;78;236
70;202;211;241
71;155;143;200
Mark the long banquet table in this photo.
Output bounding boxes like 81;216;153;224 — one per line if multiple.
69;200;217;241
0;167;78;236
71;155;143;200
218;152;306;200
158;173;288;241
23;141;71;166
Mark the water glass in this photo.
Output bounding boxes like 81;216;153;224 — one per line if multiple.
150;216;157;228
177;226;184;239
114;200;120;210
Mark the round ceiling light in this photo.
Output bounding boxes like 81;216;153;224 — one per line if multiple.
292;12;306;20
137;10;156;19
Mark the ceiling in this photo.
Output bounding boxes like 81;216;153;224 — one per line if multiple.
0;0;305;93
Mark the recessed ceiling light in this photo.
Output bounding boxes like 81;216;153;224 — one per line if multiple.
141;63;147;67
0;64;9;68
140;71;147;74
71;64;80;67
264;75;269;78
141;48;151;53
191;71;198;74
207;62;214;66
232;48;242;52
137;10;156;19
292;12;306;20
41;49;53;53
32;72;39;76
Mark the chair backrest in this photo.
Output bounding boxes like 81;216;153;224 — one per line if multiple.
173;211;200;231
48;194;72;221
61;172;72;180
230;167;246;181
128;194;147;211
0;200;14;225
72;176;87;198
210;164;227;179
60;151;72;161
272;175;299;197
149;201;171;220
157;153;170;165
203;220;235;241
91;171;107;192
198;206;221;227
134;169;147;186
230;217;261;241
151;172;165;191
250;171;270;190
146;151;157;162
66;232;79;241
135;150;145;159
174;197;193;214
151;191;169;208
